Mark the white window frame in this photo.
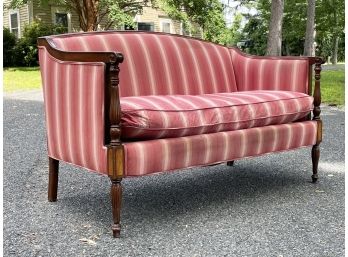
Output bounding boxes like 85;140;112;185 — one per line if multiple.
9;9;20;38
160;18;172;33
51;7;71;32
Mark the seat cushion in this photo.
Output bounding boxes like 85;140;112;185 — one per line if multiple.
120;90;313;140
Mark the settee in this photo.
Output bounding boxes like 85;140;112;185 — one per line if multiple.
38;31;323;238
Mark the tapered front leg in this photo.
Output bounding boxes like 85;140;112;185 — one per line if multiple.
48;157;59;202
111;179;122;238
311;145;320;183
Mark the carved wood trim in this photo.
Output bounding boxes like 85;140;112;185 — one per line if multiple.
106;53;125;179
37;37;123;63
312;57;324;145
313;58;323;120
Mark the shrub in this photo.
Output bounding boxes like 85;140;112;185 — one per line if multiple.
3;27;17;67
12;21;66;66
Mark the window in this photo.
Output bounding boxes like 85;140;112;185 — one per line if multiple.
55;13;68;29
160;19;172;33
137;22;154;31
9;10;20;38
124;24;135;30
51;7;71;33
161;22;171;33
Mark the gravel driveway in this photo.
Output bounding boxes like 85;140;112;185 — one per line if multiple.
3;90;344;257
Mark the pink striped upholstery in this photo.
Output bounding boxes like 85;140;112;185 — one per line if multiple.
39;47;108;174
121;90;313;139
124;121;317;176
50;32;238;96
230;49;310;94
39;32;317;177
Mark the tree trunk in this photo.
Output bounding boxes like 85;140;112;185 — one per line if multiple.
266;0;284;56
331;5;339;65
331;35;339;64
70;0;99;31
85;0;99;31
304;0;316;56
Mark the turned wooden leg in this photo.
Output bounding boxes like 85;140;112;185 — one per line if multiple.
311;145;320;183
48;157;59;202
111;179;122;238
227;161;235;166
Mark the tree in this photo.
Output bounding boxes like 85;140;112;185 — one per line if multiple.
282;0;306;56
9;0;229;44
227;12;243;46
160;0;229;44
240;0;344;60
303;0;315;56
266;0;284;55
316;0;344;63
241;15;268;54
9;0;157;32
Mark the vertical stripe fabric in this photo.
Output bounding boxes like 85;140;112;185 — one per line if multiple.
120;91;314;140
39;32;317;177
123;121;317;176
39;47;108;174
50;32;238;96
229;48;310;94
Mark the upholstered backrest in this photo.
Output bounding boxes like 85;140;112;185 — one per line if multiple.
229;48;310;94
50;31;238;97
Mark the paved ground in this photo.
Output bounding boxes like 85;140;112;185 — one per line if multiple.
4;91;344;257
322;64;345;71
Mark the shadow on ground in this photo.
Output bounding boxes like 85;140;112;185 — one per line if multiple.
3;97;345;257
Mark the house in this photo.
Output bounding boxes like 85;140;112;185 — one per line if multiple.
3;0;202;38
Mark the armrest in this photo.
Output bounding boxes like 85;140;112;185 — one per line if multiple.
38;37;124;177
38;37;123;63
229;47;324;95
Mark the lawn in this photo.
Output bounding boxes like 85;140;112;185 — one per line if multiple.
3;66;345;106
3;67;42;93
318;70;345;106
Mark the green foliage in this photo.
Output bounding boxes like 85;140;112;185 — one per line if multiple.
241;0;345;59
240;16;268;55
202;4;229;43
9;0;230;44
316;0;344;62
8;0;158;31
282;0;306;55
106;1;135;27
3;27;17;67
227;13;243;46
160;0;229;44
9;21;66;67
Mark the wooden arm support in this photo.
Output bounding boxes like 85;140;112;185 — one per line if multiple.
313;57;323;120
106;53;125;180
311;57;324;183
312;57;324;145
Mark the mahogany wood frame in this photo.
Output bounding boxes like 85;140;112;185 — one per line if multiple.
38;31;323;238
